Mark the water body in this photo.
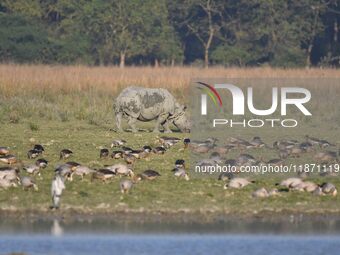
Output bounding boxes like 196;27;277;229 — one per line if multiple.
1;218;340;255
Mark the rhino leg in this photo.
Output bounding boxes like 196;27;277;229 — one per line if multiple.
127;116;138;133
153;114;168;133
162;120;172;133
115;112;124;132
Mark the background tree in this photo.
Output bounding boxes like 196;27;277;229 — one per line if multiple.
169;0;224;68
0;13;51;63
1;0;340;67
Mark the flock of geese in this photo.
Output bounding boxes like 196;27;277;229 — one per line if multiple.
0;134;338;209
191;135;339;198
0;136;189;209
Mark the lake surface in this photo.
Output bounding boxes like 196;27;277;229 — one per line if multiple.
1;218;340;255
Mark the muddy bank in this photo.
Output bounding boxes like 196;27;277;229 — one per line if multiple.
1;208;340;224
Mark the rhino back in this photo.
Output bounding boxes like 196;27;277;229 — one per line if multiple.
115;87;177;120
138;88;176;120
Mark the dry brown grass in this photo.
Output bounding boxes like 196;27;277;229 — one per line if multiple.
1;64;340;96
0;64;340;123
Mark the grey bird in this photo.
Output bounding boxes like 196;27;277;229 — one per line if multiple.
73;165;95;180
21;176;38;191
218;172;235;181
23;163;41;176
172;167;190;181
36;158;48;168
111;139;127;148
276;177;303;189
139;169;161;180
0;166;20;183
111;151;123;159
0;178;17;189
120;179;133;194
252;187;269;198
175;159;185;168
236;154;257;166
99;148;109;158
54;164;73;181
91;169;116;182
106;164;134;177
0;147;10;156
321;182;337;196
27;149;41;159
293;181;318;193
250;137;267;148
59;149;73;160
0;154;17;164
224;178;254;189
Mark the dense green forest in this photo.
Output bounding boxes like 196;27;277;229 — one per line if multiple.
0;0;340;67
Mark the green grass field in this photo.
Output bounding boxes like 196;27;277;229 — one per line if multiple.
1;119;340;216
1;66;340;218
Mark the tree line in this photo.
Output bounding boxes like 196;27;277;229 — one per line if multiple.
0;0;340;68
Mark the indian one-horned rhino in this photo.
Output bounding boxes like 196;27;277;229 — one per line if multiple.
113;87;190;133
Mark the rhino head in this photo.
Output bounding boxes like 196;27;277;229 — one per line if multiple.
171;104;191;133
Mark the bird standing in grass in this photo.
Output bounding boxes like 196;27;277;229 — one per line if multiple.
0;147;10;156
224;178;254;189
51;174;66;209
23;163;41;176
175;159;185;169
21;176;38;191
55;164;73;181
123;153;137;165
106;164;134;177
100;148;109;158
0;154;17;164
183;138;190;149
27;149;41;159
152;146;166;154
252;188;269;198
321;182;337;196
293;181;318;193
276;177;303;189
0;166;20;183
218;172;235;181
139;169;161;180
158;136;181;147
0;178;17;189
60;149;73;159
172;167;189;181
73;165;95;180
36;158;48;168
250;137;266;148
111;151;123;159
137;146;152;159
91;169;116;182
33;144;45;153
120;179;133;194
111;139;126;147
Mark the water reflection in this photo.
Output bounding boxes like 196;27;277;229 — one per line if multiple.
51;219;63;237
1;216;340;235
1;217;340;255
